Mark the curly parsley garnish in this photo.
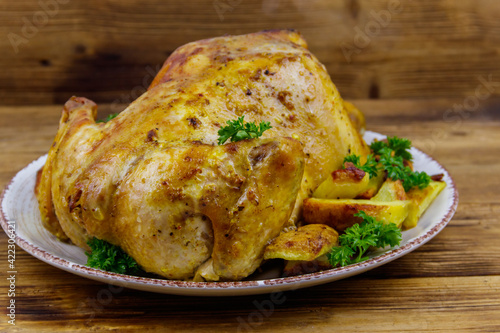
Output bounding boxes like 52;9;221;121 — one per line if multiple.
327;211;402;267
370;136;412;161
85;238;141;275
378;148;430;191
343;136;431;191
96;113;119;123
343;154;379;178
217;116;272;145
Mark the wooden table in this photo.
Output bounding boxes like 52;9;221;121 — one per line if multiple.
1;98;499;332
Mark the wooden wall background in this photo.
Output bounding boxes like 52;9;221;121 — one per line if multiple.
1;0;500;105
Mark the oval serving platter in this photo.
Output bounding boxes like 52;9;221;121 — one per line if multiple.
0;131;458;296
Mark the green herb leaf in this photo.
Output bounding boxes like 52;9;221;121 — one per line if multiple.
96;113;119;123
377;222;403;248
342;154;361;166
404;169;432;191
355;211;401;248
378;148;430;191
360;154;379;178
328;245;355;267
85;238;141;275
217;116;272;145
387;136;412;161
327;210;402;267
368;141;386;156
367;136;431;191
343;154;379;178
370;136;412;161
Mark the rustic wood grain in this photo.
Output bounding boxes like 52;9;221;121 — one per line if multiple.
1;0;500;104
0;98;499;331
2;276;500;333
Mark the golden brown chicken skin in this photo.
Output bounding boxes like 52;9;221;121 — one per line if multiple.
36;29;367;281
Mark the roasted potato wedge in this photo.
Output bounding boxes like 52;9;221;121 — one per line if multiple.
371;179;407;201
403;180;446;229
356;170;385;199
303;198;410;231
264;224;339;261
282;255;332;277
313;165;384;200
313;165;369;199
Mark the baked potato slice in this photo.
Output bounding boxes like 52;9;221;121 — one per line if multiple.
356;171;385;199
403;180;446;229
313;166;369;199
303;198;410;232
371;179;407;202
282;255;332;277
264;224;338;261
313;165;384;200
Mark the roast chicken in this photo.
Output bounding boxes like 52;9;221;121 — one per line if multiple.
36;29;368;281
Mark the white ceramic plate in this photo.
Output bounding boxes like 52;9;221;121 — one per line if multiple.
0;131;458;296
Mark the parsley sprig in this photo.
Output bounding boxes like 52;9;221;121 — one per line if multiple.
343;136;431;191
327;211;402;267
370;136;412;161
86;238;141;275
344;154;378;178
378;148;430;191
217;116;272;145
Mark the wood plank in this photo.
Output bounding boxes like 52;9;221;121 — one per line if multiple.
1;0;500;104
1;276;499;332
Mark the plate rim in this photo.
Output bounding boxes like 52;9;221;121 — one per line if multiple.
0;131;459;296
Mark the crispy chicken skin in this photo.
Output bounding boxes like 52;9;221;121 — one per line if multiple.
36;29;368;281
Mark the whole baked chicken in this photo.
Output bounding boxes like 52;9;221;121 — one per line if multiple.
36;30;368;281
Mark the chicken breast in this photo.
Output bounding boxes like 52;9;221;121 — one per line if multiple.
36;29;368;281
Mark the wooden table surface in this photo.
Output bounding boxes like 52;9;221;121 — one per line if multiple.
1;98;499;332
